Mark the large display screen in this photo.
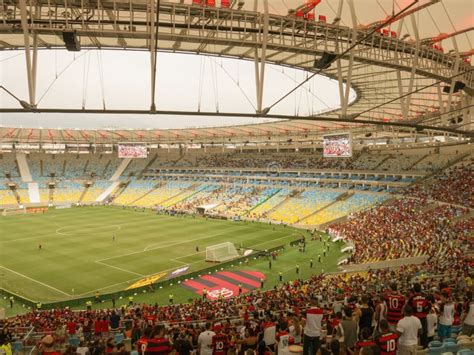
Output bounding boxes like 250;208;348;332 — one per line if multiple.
118;145;147;158
323;133;352;157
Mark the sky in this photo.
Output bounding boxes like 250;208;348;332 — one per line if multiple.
0;0;472;130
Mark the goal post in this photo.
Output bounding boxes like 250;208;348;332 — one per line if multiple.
205;242;240;262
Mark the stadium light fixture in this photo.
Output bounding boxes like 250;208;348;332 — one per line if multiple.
0;86;34;111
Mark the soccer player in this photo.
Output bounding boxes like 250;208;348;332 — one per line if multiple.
38;244;42;250
112;235;115;242
383;283;405;331
375;320;398;355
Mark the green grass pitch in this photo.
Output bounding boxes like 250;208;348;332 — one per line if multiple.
0;206;344;315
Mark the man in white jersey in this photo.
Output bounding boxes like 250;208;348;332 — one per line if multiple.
463;291;474;336
303;296;323;355
198;322;216;355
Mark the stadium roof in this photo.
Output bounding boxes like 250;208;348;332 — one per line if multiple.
0;0;472;142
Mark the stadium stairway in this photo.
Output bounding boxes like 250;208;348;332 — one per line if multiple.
96;181;121;202
109;180;131;202
159;183;200;207
408;151;472;188
407;154;430;170
127;182;164;206
372;155;392;170
78;184;88;203
295;192;344;225
162;184;212;208
245;188;282;215
16;153;32;182
262;189;303;217
110;158;132;181
27;182;40;203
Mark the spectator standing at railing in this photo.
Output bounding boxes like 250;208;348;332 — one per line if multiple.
302;296;323;355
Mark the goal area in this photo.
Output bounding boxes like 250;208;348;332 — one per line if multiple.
1;207;26;216
206;242;239;262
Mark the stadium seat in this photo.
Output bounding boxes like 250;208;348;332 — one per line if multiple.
114;332;125;344
12;341;23;353
69;336;80;347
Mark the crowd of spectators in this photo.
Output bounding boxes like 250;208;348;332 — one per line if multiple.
328;198;471;263
405;165;474;208
0;155;472;355
1;252;471;354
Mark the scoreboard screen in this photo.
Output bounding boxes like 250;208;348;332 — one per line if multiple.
323;133;352;158
118;145;147;158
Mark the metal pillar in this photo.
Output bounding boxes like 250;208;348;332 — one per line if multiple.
253;0;269;114
338;0;357;117
19;0;36;106
149;0;158;113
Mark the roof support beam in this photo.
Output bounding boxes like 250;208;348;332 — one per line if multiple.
253;0;269;114
18;0;36;107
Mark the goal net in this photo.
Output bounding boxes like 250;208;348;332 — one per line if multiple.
1;207;26;216
206;242;239;262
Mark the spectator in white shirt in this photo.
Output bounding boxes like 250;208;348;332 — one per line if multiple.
303;296;323;355
426;308;438;344
438;292;455;340
396;305;422;355
463;291;474;336
198;322;216;355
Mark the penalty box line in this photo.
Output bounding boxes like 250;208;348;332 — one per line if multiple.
0;265;72;297
79;231;297;297
95;225;245;263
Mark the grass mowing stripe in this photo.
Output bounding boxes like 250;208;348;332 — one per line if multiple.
0;265;72;297
0;207;333;303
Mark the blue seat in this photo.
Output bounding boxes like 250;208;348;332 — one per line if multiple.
428;345;446;355
430;341;443;348
12;341;23;353
114;333;125;344
131;351;139;355
69;336;80;347
445;343;460;353
457;350;474;355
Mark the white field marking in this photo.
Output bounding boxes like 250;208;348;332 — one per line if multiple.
0;219;147;244
94;260;145;277
77;231;296;297
171;251;205;263
0;265;72;297
77;258;204;297
99;226;243;262
141;223;243;251
56;224;121;236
